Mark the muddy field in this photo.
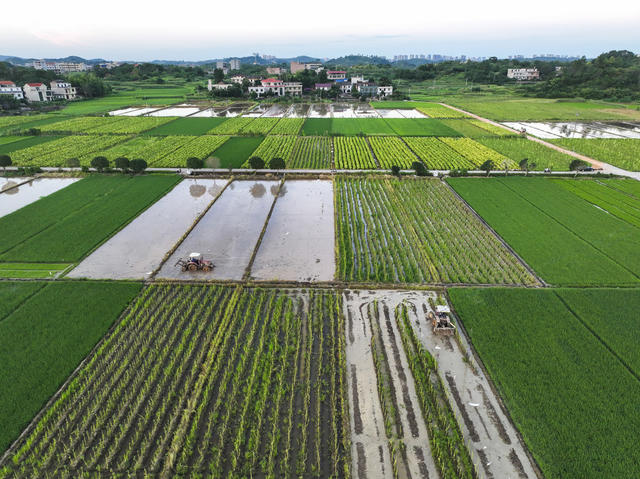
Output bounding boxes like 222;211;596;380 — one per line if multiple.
250;180;335;282
157;180;279;280
68;179;227;280
344;289;537;479
0;177;78;218
504;121;640;139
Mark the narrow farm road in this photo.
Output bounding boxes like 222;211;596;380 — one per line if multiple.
439;102;640;181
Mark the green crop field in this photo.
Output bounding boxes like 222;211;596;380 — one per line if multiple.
10;135;129;167
371;101;471;118
238;118;280;135
3;285;350;478
0;136;61;156
334;136;377;169
246;135;296;165
331;118;396;136
0;281;142;453
477;137;575;170
336;177;536;284
385;118;461;136
142;117;228;136
0;263;69;279
446;96;640;121
404;137;473;169
552;178;640;228
439;119;498;138
550;138;640;171
209;117;255;135
440;137;515;168
599;178;640;197
269;118;304;135
288;136;332;169
0;175;179;262
301;118;332;136
150;136;229;167
368;136;417;169
208;136;264;168
447;177;640;285
449;287;640;479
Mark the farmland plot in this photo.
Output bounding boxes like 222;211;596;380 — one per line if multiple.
269;118;304;135
238;118;280;135
385;118;461;136
0;281;142;454
550;138;640;171
0;178;79;218
404;137;473;169
449;287;640;479
1;285;350;478
288;136;332;169
439;137;516;168
0;136;61;156
209;136;264;168
334;137;377;169
246;135;296;165
368;136;417;169
477;137;574;171
157;180;279;280
209;117;255;135
38;116;124;133
447;177;640;285
416;103;471;119
251;180;335;282
151;136;229;167
68;179;228;280
0;175;180;263
336;177;536;285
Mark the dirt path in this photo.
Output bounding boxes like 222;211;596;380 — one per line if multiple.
439;102;640;180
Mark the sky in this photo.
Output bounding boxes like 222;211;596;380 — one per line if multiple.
1;0;639;61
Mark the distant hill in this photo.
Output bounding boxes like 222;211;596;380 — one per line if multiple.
0;55;107;65
325;55;390;67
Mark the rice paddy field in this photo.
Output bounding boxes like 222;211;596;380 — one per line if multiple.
550;138;640;171
1;170;639;479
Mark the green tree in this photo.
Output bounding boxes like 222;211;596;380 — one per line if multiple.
90;156;109;172
130;159;148;173
391;165;401;177
412;161;428;176
248;156;265;169
0;154;11;172
213;68;225;83
115;157;130;172
480;160;495;176
186;157;204;169
269;157;286;169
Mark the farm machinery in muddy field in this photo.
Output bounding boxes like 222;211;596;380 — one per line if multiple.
175;253;214;272
427;305;456;335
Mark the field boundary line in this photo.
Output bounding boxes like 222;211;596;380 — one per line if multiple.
398;136;423;165
243;176;285;281
0;175;40;195
497;177;640;282
148;177;234;280
554;292;640;383
443;289;545;479
363;137;381;168
441;179;546;286
0;283;146;468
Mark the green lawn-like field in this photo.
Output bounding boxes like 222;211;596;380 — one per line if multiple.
385;118;461;136
447;177;640;285
446;97;640;121
0;263;70;279
209;136;265;168
0;281;142;453
550;138;640;171
0;175;180;262
476;137;575;170
301;118;332;136
142;117;228;136
449;287;640;479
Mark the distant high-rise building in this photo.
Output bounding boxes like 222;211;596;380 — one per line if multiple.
229;59;240;70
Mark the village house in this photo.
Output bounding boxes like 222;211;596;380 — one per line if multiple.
22;83;52;102
327;70;346;80
507;68;540;81
50;80;77;100
0;81;24;99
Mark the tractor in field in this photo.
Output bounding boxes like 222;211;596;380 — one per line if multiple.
428;305;456;335
175;252;214;272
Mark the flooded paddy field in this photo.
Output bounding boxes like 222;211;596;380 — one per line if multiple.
250;180;335;282
504;121;640;139
67;179;227;280
344;289;537;479
157;180;279;280
148;106;201;117
0;177;79;219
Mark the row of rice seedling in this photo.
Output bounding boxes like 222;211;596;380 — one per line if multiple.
120;135;195;165
0;114;52;129
440;137;516;168
288;136;332;169
3;285;350;478
477;137;574;171
404;137;475;169
335;177;536;284
416;103;470;119
238;118;280;135
208;117;255;135
334;136;377;169
368;136;417;169
10;135;128;167
245;135;297;165
150;135;229;167
270;118;304;135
